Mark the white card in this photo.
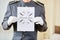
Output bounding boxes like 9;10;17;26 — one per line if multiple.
17;7;35;31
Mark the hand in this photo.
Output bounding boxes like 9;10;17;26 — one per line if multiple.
8;16;17;25
34;17;44;25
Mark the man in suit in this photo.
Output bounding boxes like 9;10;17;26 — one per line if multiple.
2;0;47;40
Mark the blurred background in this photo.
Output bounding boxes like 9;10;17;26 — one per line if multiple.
0;0;60;40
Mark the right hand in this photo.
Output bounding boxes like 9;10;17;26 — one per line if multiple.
8;16;17;25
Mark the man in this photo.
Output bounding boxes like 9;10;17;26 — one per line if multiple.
2;0;47;40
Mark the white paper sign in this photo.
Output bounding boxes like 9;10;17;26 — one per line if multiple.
17;7;35;31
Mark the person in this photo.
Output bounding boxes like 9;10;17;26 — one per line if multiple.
2;0;47;40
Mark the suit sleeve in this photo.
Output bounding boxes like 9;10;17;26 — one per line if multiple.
41;5;47;28
41;7;47;31
2;3;12;30
36;5;47;32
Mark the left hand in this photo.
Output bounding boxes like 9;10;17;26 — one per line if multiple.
34;17;44;25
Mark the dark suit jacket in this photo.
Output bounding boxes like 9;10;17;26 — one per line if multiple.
2;0;47;40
